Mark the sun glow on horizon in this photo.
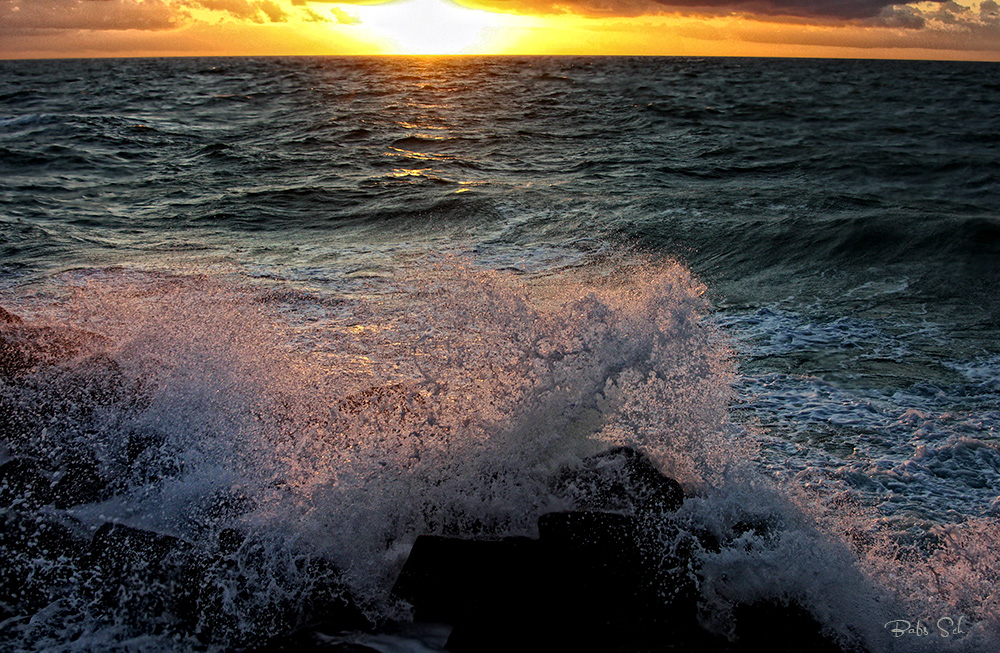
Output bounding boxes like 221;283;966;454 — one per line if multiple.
345;0;530;54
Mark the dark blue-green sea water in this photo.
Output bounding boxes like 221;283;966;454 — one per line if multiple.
1;56;998;651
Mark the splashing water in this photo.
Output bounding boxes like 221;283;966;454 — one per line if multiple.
1;257;997;651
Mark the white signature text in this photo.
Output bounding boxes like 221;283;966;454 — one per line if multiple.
884;617;968;638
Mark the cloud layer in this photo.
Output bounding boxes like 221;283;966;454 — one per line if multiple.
2;0;999;59
1;0;182;31
0;0;309;32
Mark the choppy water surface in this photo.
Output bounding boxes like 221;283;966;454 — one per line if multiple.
0;56;998;651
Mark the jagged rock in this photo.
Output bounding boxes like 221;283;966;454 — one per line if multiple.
392;535;540;624
399;520;851;652
0;509;86;565
248;630;381;653
392;510;705;652
0;454;110;510
51;453;110;508
218;527;245;556
52;352;130;408
124;428;164;465
553;446;684;514
392;450;694;651
536;510;652;600
89;522;371;646
0;458;54;508
0;307;22;324
0;327;130;448
188;488;256;535
0;510;88;613
89;522;205;628
0;322;106;379
732;600;849;653
392;448;853;653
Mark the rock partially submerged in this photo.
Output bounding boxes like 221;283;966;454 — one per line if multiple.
0;510;89;614
0;454;112;510
0;306;22;324
0;307;133;449
0;516;371;647
393;447;855;653
553;445;685;514
0;307;107;379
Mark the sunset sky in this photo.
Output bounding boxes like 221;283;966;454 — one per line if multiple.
2;0;999;60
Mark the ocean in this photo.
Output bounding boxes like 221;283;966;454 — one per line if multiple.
0;55;998;651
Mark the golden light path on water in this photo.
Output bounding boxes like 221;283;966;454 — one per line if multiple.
340;0;535;54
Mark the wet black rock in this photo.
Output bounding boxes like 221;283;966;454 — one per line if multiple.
218;527;245;556
51;455;111;509
392;535;541;624
732;600;849;653
0;510;89;613
88;522;372;647
396;513;709;652
0;316;136;451
90;522;207;628
0;307;22;324
0;454;111;510
0;458;54;509
248;630;381;653
553;445;685;514
393;447;857;653
0;320;106;379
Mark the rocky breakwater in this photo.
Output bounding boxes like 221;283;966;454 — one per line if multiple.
0;307;371;648
392;446;859;653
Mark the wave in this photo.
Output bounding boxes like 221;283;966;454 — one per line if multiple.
0;260;997;650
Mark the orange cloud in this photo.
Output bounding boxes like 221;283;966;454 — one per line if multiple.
1;0;999;59
193;0;288;21
1;0;183;31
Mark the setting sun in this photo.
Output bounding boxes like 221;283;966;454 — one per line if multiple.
346;0;527;54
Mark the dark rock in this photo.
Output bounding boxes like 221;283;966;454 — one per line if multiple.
189;489;256;534
0;307;22;324
537;509;642;548
195;533;371;646
0;510;88;612
51;453;110;508
394;501;855;653
218;527;245;556
247;629;381;653
90;522;194;577
89;522;205;627
0;509;86;565
392;513;707;653
536;510;655;619
54;352;129;408
392;535;540;624
553;446;684;514
0;454;110;510
124;429;159;464
0;322;106;379
0;391;27;443
295;556;372;633
0;458;54;508
732;600;849;653
0;335;133;449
